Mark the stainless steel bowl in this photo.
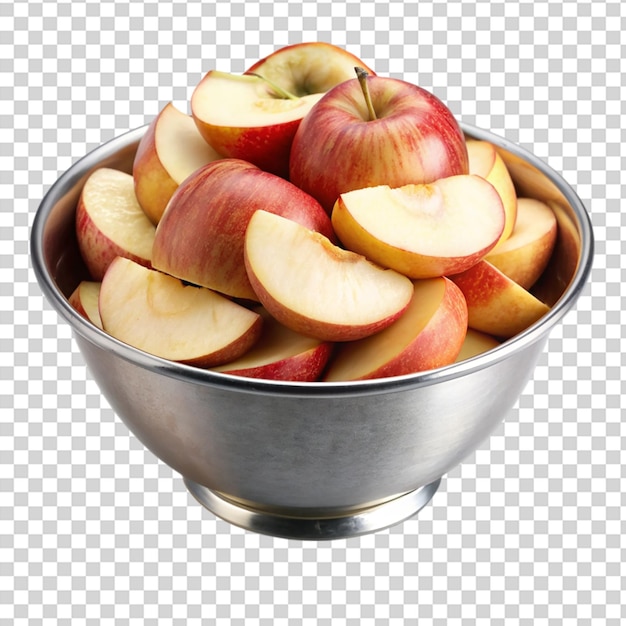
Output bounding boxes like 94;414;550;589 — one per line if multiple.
30;124;593;540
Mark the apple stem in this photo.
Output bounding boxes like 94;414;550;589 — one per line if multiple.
355;67;377;121
246;72;299;101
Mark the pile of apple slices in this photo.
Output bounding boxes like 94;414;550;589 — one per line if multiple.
70;42;558;382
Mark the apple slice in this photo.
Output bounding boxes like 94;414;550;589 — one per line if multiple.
68;280;103;329
485;197;557;290
455;328;500;363
192;44;375;179
212;308;333;381
531;200;581;307
99;257;262;367
466;139;518;248
75;168;156;281
133;102;222;224
151;159;334;301
496;146;566;206
331;175;505;279
244;210;414;342
449;260;551;339
191;71;325;179
323;277;468;381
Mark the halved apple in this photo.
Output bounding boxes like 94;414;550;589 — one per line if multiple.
449;260;551;339
191;43;374;179
151;159;334;301
99;257;262;367
485;197;557;290
455;328;500;363
75;168;156;281
244;210;414;342
68;281;103;329
323;277;468;381
212;308;333;381
191;71;325;179
466;139;518;248
331;175;505;279
133;102;222;224
245;41;376;97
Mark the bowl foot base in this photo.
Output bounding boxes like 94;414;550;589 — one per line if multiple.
183;478;441;540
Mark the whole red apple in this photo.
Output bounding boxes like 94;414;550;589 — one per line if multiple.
289;70;469;213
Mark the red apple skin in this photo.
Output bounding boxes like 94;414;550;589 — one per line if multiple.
323;277;468;381
354;278;468;379
449;260;551;339
289;75;469;213
215;342;334;382
212;307;334;381
152;159;336;301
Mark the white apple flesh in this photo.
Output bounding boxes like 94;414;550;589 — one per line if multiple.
68;281;103;329
190;73;326;179
485;197;557;290
193;70;324;129
99;257;262;367
332;175;505;278
455;328;500;363
244;210;414;342
245;41;376;97
75;168;156;281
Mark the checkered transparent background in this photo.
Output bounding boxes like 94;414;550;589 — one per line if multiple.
2;0;625;623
